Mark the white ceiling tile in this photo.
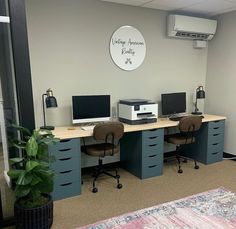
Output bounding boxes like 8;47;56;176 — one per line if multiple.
209;6;236;16
101;0;152;7
181;0;236;15
225;0;236;3
143;0;204;11
100;0;236;16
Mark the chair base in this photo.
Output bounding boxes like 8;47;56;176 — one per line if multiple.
176;146;199;173
91;157;122;193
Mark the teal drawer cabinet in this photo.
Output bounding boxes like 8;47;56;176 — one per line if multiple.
182;120;225;164
48;138;81;200
121;129;164;179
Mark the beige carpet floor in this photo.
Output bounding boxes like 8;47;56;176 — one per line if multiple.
2;156;236;229
52;159;236;229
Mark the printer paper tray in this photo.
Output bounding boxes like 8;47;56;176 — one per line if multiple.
137;113;156;119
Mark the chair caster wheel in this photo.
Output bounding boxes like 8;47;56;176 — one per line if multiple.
116;175;120;179
178;169;183;174
183;159;188;163
92;187;98;193
194;165;199;169
117;184;123;189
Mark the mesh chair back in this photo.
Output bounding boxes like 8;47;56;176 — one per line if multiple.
179;116;202;133
93;121;124;142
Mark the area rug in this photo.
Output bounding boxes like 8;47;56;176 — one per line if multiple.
78;187;236;229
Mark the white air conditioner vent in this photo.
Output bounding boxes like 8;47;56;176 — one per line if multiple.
168;15;217;41
176;32;210;40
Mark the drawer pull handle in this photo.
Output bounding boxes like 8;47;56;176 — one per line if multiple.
148;165;157;168
213;127;219;130
212;143;219;146
60;182;72;186
214;121;220;123
149;144;157;147
60;170;72;174
213;134;220;136
149;155;157;158
60;139;71;143
59;148;71;152
59;157;72;161
149;129;157;132
212;152;220;155
149;136;157;139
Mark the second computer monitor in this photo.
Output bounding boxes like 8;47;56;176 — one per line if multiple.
161;92;186;116
72;95;110;124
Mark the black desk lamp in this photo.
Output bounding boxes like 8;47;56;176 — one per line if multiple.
40;88;58;130
192;86;205;115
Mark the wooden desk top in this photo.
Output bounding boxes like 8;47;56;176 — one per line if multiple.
52;114;226;139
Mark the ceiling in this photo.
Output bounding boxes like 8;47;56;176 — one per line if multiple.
101;0;236;17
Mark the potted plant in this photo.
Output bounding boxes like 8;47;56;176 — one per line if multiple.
7;124;59;229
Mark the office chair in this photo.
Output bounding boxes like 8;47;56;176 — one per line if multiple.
82;121;124;193
166;116;202;173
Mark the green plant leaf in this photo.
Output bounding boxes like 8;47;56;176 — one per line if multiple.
26;136;38;157
17;172;33;186
15;185;31;198
26;160;40;172
38;129;52;135
38;161;50;168
29;187;41;198
9;157;24;164
37;144;48;159
32;129;40;139
39;138;55;145
7;169;24;179
37;179;54;194
9;138;26;149
35;169;54;180
11;123;31;136
30;173;42;186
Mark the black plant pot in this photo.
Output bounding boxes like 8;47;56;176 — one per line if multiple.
14;195;53;229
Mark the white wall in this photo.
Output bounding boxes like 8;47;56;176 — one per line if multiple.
25;0;208;127
205;11;236;155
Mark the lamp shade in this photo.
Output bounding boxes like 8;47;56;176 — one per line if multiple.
196;86;205;99
45;96;57;108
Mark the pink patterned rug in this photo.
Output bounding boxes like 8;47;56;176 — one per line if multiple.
78;187;236;229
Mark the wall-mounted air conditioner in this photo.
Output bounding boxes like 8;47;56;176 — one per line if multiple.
168;15;217;41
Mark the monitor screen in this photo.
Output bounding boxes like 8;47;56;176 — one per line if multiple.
161;92;186;115
72;95;110;124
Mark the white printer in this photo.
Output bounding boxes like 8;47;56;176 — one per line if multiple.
118;99;158;125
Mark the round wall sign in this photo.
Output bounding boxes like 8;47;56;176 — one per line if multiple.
110;26;146;71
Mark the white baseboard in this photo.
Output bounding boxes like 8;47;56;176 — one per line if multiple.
4;170;11;187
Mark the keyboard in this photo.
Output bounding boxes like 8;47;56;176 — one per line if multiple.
81;125;95;131
169;116;186;121
169;115;204;121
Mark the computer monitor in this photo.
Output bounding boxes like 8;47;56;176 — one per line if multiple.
161;92;186;116
72;95;110;124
